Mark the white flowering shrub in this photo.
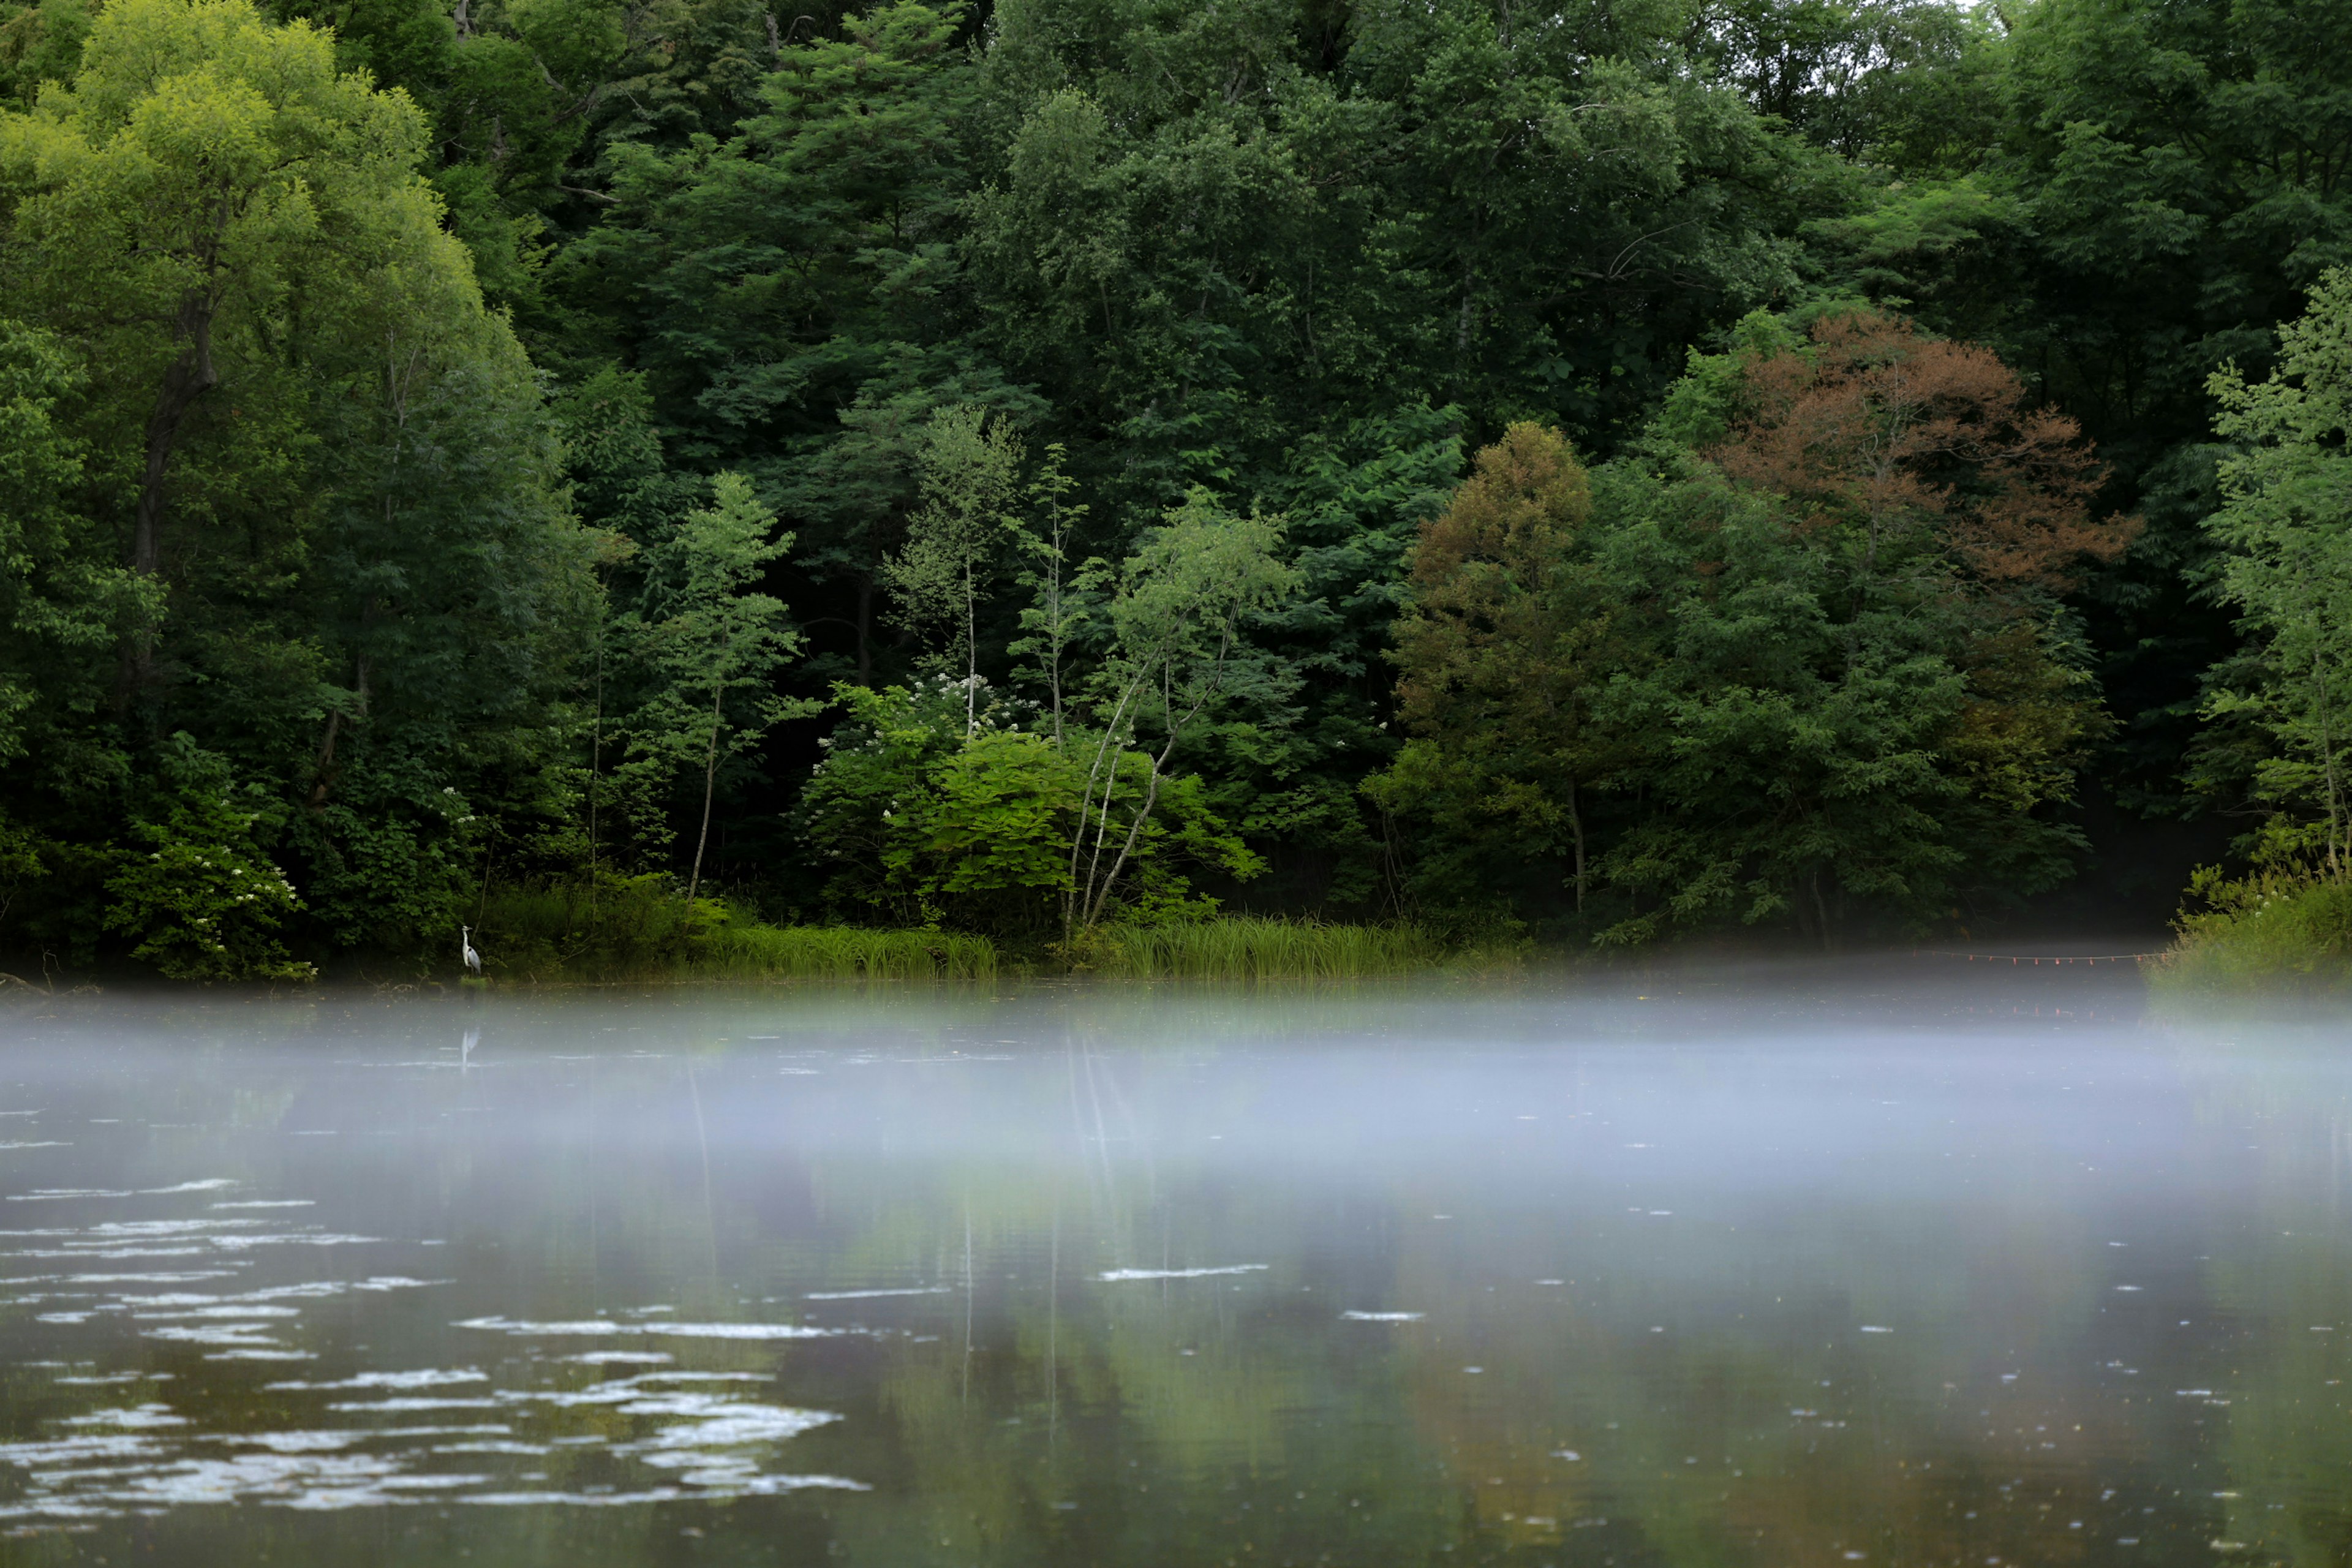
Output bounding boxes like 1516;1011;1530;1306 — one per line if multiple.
102;737;314;982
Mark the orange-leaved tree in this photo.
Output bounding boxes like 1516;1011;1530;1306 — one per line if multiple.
1708;309;2138;590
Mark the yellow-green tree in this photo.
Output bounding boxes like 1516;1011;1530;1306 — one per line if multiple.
1371;423;1638;919
1;0;436;631
0;0;598;972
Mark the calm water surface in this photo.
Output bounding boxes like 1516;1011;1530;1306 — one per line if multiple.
0;967;2345;1566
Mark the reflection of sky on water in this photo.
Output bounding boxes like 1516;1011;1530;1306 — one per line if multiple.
0;968;2345;1563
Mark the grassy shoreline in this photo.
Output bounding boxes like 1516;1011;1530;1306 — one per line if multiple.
461;881;1487;984
2152;874;2352;997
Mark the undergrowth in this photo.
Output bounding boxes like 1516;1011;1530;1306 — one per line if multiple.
472;876;996;983
1076;915;1471;980
696;924;999;982
464;880;1479;985
2157;867;2352;994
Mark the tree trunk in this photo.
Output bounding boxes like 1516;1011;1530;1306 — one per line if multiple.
854;571;875;687
124;296;221;696
1567;776;1585;914
2317;649;2345;880
588;633;604;921
1084;760;1166;933
1065;681;1144;941
306;710;341;813
307;648;369;812
685;687;722;906
134;299;221;579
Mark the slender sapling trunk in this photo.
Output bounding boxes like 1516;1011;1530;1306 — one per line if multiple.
685;684;722;906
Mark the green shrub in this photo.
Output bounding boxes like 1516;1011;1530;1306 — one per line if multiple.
799;677;1256;935
472;873;709;981
2160;867;2352;993
469;873;996;982
101;737;313;983
294;782;478;959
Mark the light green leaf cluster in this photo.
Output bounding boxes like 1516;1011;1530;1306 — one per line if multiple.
2199;267;2352;878
620;470;809;903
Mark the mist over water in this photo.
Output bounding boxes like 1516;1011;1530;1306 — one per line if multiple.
0;967;2344;1566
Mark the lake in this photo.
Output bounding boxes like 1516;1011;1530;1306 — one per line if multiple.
0;963;2343;1566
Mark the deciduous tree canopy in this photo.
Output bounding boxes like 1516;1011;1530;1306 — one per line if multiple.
0;0;2337;972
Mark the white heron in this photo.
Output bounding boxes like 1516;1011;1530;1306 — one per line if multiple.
460;925;481;976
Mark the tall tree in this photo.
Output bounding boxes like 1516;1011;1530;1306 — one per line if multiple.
0;320;148;793
1822;0;2352;812
0;0;440;694
2195;268;2352;878
0;0;599;969
1374;423;1632;916
1611;308;2134;942
1700;310;2135;590
1378;311;2136;944
1005;440;1091;746
1066;492;1297;935
881;405;1024;737
624;471;805;905
552;0;1020;686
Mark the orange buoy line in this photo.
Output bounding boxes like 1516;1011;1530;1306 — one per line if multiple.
1908;950;2166;965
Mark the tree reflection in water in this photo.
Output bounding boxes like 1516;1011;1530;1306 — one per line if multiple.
0;971;2344;1567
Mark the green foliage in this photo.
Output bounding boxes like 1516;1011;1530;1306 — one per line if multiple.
1829;0;2352;807
801;676;1255;937
0;0;92;108
100;736;312;981
473;872;998;981
1376;314;2124;946
1004;439;1094;741
968;0;1832;510
0;318;148;782
880;405;1025;729
799;678;1072;930
2163;867;2352;995
0;0;597;976
1066;489;1296;933
2193;268;2352;878
619;470;808;901
473;872;712;979
1693;0;2003;169
9;0;2346;976
1586;464;1978;941
298;787;478;954
1369;423;1621;921
1080;916;1450;980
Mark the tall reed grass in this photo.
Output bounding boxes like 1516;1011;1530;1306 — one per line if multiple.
693;924;997;982
1083;916;1451;979
474;877;995;983
473;879;1458;984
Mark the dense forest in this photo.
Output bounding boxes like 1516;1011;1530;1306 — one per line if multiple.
2;0;2349;979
